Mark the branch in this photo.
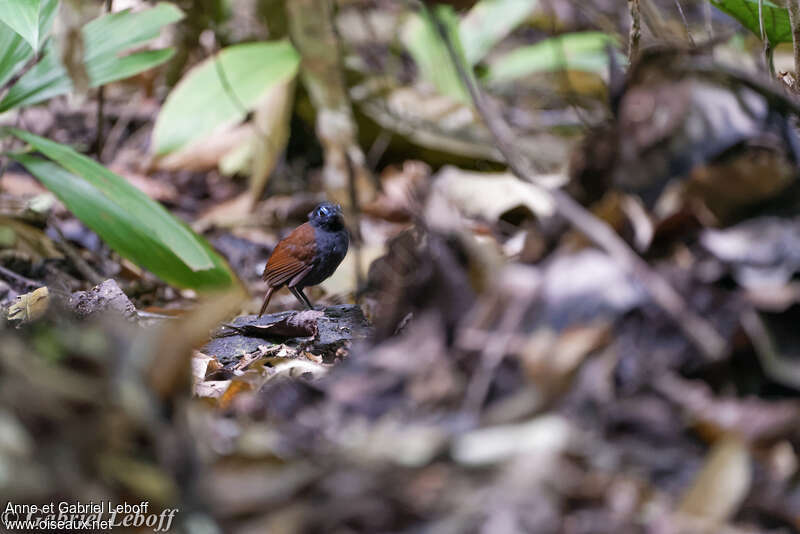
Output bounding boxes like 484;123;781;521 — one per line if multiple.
0;53;43;103
428;10;728;362
674;0;695;47
628;0;641;60
787;0;800;90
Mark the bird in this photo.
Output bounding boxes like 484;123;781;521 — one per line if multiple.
258;202;349;317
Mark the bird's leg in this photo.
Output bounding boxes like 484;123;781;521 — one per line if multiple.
289;286;314;310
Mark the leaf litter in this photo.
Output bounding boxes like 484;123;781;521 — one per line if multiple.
2;2;800;534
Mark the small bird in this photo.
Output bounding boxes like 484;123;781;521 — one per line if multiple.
258;202;349;317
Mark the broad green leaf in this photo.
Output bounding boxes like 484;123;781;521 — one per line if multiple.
402;6;472;103
485;32;620;84
88;48;174;87
0;21;33;88
151;41;300;156
711;0;791;46
8;129;235;290
81;2;182;60
0;3;182;112
0;0;56;86
0;0;58;52
460;0;539;65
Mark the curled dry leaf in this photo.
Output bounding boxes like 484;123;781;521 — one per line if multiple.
7;286;49;323
224;310;324;339
192;351;223;385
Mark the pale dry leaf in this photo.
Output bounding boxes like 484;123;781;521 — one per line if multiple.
430;166;560;224
154;123;255;172
7;287;49;323
678;435;751;524
451;415;574;466
249;79;295;204
194;380;231;399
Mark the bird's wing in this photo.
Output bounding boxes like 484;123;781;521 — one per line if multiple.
262;222;316;287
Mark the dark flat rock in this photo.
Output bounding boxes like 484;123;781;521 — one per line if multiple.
69;279;136;320
203;304;371;364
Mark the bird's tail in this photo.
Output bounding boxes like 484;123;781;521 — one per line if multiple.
258;286;275;318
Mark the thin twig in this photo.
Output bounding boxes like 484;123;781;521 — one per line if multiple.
758;0;775;77
674;0;695;47
787;0;800;90
52;222;105;285
740;309;800;389
703;0;714;40
0;53;42;103
628;0;641;61
345;148;364;302
100;94;139;162
462;288;534;413
0;264;40;290
429;10;728;362
95;0;113;159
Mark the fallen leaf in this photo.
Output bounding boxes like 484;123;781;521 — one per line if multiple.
678;435;751;524
194;380;231;399
7;286;49;323
451;415;574;466
223;310;324;339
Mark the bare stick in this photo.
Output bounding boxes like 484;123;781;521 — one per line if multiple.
429;11;727;362
674;0;695;47
788;0;800;90
704;0;714;39
628;0;641;61
52;223;105;285
758;0;776;77
0;264;40;290
0;53;42;102
95;0;113;158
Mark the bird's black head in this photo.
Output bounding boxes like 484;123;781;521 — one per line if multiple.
309;202;345;231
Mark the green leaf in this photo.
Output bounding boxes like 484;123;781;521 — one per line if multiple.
0;3;182;112
402;6;472;103
711;0;792;46
81;2;183;60
7;129;236;290
88;48;175;87
0;21;33;88
151;41;300;156
460;0;539;65
485;32;620;84
0;0;58;52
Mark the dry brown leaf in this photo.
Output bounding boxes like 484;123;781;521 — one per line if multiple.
520;322;611;392
224;310;324;339
218;379;255;410
362;161;431;223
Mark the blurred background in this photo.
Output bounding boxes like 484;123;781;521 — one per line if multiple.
1;0;800;532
